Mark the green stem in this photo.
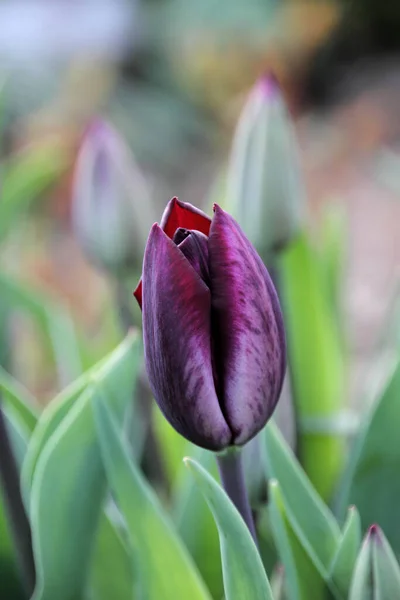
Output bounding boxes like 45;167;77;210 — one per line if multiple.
0;402;35;596
216;448;258;543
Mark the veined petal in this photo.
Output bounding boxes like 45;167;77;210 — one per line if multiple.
160;197;211;239
208;205;286;445
134;198;211;308
174;229;210;285
142;224;231;450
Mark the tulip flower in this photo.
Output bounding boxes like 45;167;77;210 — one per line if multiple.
72;119;155;274
134;197;286;452
226;74;304;259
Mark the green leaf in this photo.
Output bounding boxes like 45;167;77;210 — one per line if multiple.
268;480;326;600
88;511;134;600
185;457;273;600
29;332;141;600
0;140;68;243
153;403;189;485
265;421;340;573
92;392;211;600
279;232;345;499
0;272;82;386
328;506;361;597
0;366;38;433
318;202;347;331
348;531;372;600
349;526;400;600
0;405;31;599
372;527;400;598
21;358;106;504
173;447;223;598
336;358;400;554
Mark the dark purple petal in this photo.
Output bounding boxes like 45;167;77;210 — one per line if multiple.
134;197;211;309
208;205;286;445
174;229;210;285
142;224;231;450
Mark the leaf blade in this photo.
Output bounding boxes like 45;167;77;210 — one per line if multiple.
185;457;273;600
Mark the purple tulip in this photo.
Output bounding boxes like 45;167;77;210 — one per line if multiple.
134;197;286;451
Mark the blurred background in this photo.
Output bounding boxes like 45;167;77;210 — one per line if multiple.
0;0;399;410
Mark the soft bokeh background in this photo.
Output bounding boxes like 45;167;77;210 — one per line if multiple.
1;0;399;410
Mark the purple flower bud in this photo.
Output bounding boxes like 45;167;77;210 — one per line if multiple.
134;198;286;451
72;119;155;274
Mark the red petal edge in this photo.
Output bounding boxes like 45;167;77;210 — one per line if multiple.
133;197;212;310
161;197;211;239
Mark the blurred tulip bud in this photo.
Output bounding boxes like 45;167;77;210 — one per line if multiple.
349;525;400;599
72;119;155;274
134;197;286;451
226;75;305;259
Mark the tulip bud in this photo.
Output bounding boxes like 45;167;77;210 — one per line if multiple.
226;75;304;259
72;119;155;274
349;525;400;599
134;197;286;451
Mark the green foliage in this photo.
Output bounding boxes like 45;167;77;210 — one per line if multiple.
173;447;223;598
0;141;68;243
328;507;361;596
268;480;326;600
337;358;400;554
279;232;346;500
185;457;274;600
0;272;82;387
349;526;400;600
92;392;211;600
28;333;141;600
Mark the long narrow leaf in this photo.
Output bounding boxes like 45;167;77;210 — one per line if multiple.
185;457;273;600
92;393;211;600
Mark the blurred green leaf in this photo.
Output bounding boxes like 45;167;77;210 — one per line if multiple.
92;392;211;600
29;332;141;600
21;357;107;504
88;511;134;600
265;421;341;573
328;506;361;597
372;527;400;597
318;202;347;334
337;358;400;554
349;526;400;600
279;232;345;499
0;141;68;243
153;403;189;485
0;366;38;433
268;480;326;600
0;272;82;386
348;533;372;600
173;447;223;598
185;457;273;600
0;404;31;600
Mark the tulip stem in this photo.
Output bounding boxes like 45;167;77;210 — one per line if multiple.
216;449;258;544
0;401;35;596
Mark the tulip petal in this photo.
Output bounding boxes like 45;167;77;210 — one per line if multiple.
142;224;231;450
160;197;211;239
134;198;211;308
208;205;286;445
175;229;210;284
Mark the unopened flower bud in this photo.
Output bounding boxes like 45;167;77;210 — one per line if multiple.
349;525;400;599
227;75;305;259
134;197;286;451
72;119;155;274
